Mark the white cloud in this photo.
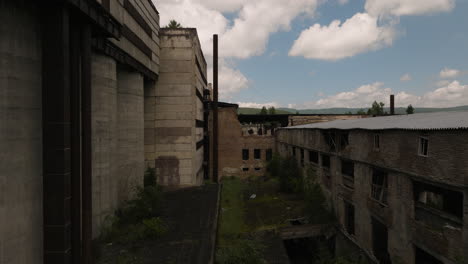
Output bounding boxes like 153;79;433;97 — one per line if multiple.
294;80;468;109
209;59;249;100
365;0;455;17
289;13;396;60
400;73;412;81
192;0;248;13
237;102;280;108
439;67;460;78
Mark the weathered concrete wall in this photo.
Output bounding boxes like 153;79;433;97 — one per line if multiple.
116;68;144;202
91;54;118;238
0;1;43;263
217;107;275;178
148;28;207;187
277;127;468;264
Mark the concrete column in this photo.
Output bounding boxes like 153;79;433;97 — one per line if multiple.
144;80;157;169
91;53;118;238
116;67;144;202
0;1;42;263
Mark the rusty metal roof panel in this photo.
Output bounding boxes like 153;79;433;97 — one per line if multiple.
283;111;468;131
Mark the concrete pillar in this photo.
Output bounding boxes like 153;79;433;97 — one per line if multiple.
116;67;144;202
144;79;157;169
0;1;43;263
91;53;118;238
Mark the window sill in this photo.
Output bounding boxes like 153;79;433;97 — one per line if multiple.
369;197;388;208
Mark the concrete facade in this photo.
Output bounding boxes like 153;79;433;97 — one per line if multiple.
288;114;367;126
145;28;207;187
276;120;468;264
0;1;43;263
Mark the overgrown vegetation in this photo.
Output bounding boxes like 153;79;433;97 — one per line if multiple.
99;168;167;247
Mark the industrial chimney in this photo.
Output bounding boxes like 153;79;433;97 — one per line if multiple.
390;94;395;115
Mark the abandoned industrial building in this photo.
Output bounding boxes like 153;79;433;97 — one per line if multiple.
276;111;468;264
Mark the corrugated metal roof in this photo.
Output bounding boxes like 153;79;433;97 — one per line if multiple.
283;111;468;131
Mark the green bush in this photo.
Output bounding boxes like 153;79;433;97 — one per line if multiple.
267;154;303;193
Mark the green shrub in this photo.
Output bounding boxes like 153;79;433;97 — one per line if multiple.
216;238;265;264
267;155;303;193
118;185;163;226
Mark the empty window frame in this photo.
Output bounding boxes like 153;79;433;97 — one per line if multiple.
254;149;261;160
258;128;263;135
254;167;261;171
292;147;296;157
414;246;443;264
413;181;463;219
321;154;331;169
340;132;349;150
323;131;337;152
242;149;249;160
374;134;380;150
371;169;388;205
372;218;391;264
266;149;273;161
344;201;355;235
242;167;249;171
418;136;429;156
309;150;319;164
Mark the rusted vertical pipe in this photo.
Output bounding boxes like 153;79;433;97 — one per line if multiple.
390;94;395;115
81;22;93;264
213;34;219;183
70;18;82;264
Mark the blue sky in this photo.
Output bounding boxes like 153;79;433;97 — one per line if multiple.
158;0;468;109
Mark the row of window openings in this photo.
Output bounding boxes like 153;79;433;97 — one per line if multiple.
322;132;429;157
242;167;262;172
345;202;448;264
242;149;273;161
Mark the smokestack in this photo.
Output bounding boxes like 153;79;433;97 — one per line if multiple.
213;35;219;183
390;94;395;115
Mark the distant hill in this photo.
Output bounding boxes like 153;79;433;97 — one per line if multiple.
238;105;468;115
237;107;294;115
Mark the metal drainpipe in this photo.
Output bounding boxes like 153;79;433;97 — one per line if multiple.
213;34;219;183
81;22;93;264
70;18;82;264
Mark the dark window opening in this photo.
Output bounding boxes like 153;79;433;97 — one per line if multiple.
418;137;428;156
414;246;443;264
292;147;296;157
341;160;354;188
340;132;349;150
242;168;249;172
372;218;391;264
242;149;249;160
300;149;304;166
371;168;388;205
254;167;261;171
248;129;254;135
324;131;337;152
413;182;463;219
321;154;330;169
344;201;355;235
258;128;263;135
254;149;261;160
374;134;380;150
266;149;273;161
309;150;318;163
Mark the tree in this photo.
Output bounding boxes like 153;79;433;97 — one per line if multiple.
406;104;414;114
268;106;276;115
367;101;385;115
345;111;353;115
356;109;366;115
295;111;300;114
166;20;182;29
259;106;268;115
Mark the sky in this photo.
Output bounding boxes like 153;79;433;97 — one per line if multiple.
155;0;468;109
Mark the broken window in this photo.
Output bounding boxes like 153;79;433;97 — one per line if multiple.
371;168;388;205
372;218;391;264
254;167;261;171
254;149;261;160
321;154;330;169
374;134;380;150
413;181;463;219
344;201;355;235
266;149;273;161
418;136;428;156
258;128;263;135
292;147;296;157
242;167;249;172
248;129;254;135
242;149;249;160
323;131;336;152
309;150;318;164
300;149;304;166
340;132;349;150
341;160;354;188
414;246;443;264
